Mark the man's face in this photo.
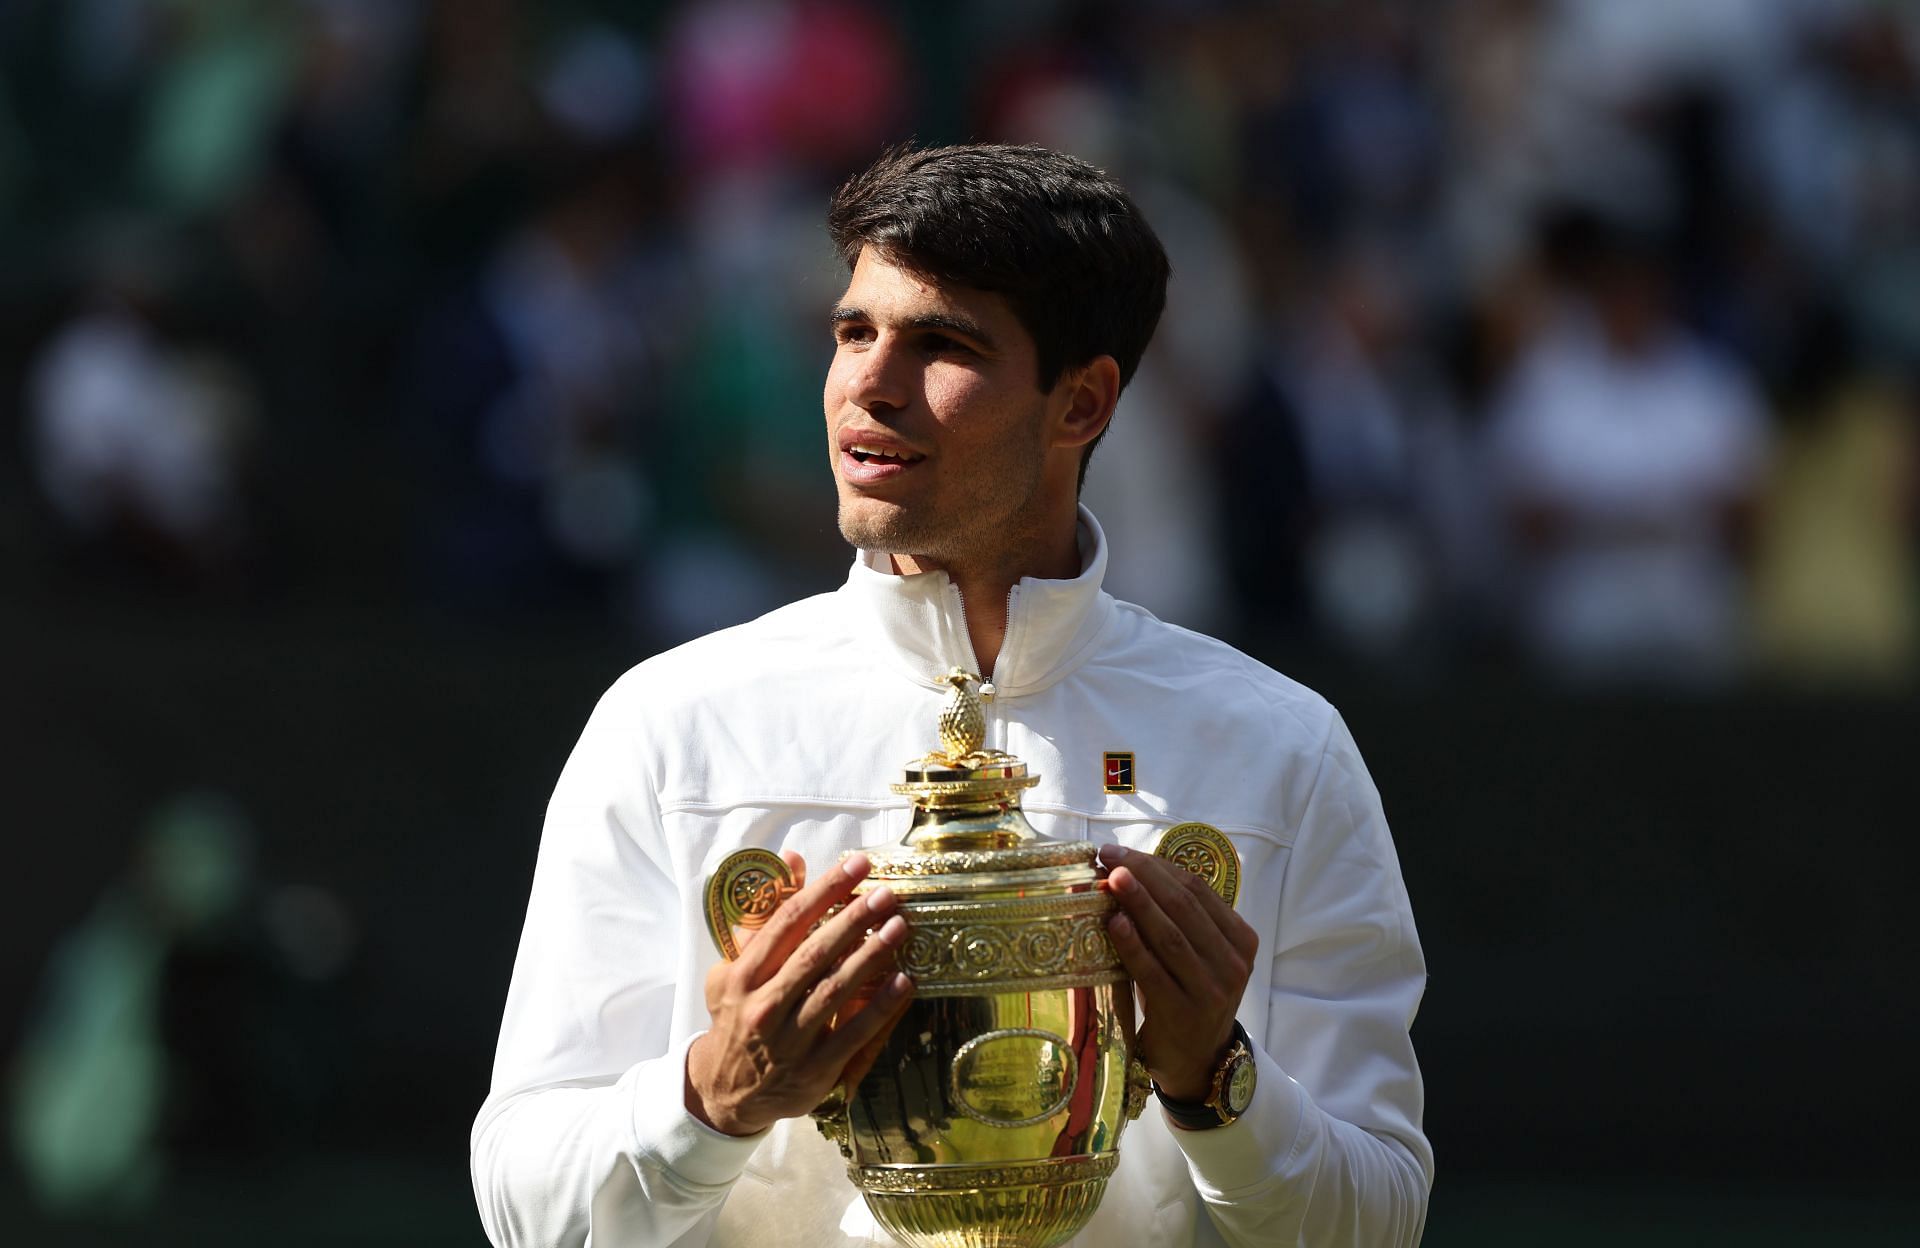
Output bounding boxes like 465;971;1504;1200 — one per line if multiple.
824;248;1063;567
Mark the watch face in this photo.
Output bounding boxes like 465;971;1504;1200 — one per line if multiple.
1225;1055;1257;1115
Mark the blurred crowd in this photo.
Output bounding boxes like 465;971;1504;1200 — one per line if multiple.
10;789;355;1216
4;0;1917;691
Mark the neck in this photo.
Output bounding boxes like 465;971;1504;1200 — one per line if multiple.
891;514;1082;679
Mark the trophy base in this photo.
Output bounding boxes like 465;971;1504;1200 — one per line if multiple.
855;1154;1117;1248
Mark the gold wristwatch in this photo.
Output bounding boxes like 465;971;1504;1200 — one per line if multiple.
1154;1021;1257;1130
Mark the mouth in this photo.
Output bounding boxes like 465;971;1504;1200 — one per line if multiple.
837;434;926;486
844;442;925;467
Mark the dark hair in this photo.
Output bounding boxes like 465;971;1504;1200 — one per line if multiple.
827;143;1171;487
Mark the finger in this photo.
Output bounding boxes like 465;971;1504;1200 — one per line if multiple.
735;851;871;984
818;970;915;1072
836;985;917;1090
781;849;808;892
1105;863;1232;997
1105;909;1186;1010
762;882;902;1008
1142;848;1260;963
790;911;909;1033
1150;851;1260;964
1106;849;1247;969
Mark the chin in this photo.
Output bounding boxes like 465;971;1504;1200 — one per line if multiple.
837;499;941;556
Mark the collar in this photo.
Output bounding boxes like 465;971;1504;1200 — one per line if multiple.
841;505;1117;697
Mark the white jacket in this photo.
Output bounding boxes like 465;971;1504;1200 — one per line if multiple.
473;509;1430;1247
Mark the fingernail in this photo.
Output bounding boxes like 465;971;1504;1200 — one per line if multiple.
889;972;913;995
843;851;871;880
878;914;907;943
865;883;895;910
1097;844;1127;865
1110;913;1133;938
1112;867;1139;895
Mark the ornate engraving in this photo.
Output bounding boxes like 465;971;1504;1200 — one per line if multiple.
863;1176;1115;1248
893;893;1120;989
703;847;793;961
902;891;1112;924
892;893;1125;993
728;867;782;919
867;842;1092;877
908;968;1130;997
854;1152;1118;1195
1154;822;1241;908
885;774;1041;804
949;1028;1078;1128
1074;921;1111;968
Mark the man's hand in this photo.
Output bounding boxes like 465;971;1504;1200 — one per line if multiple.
1098;843;1258;1103
685;850;915;1136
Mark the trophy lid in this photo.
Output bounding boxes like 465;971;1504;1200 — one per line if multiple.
868;670;1095;884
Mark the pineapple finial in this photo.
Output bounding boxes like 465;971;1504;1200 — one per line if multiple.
934;668;986;760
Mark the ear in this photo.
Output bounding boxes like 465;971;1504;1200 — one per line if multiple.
1049;355;1122;450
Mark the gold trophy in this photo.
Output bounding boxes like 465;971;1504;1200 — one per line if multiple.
705;671;1240;1248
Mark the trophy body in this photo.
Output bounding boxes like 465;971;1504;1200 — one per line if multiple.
828;841;1141;1248
704;672;1239;1248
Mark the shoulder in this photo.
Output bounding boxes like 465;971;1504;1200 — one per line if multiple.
1095;598;1342;764
594;589;857;725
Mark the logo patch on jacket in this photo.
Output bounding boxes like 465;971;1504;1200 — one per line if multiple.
1102;751;1135;794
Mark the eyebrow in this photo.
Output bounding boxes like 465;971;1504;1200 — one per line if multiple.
831;305;999;353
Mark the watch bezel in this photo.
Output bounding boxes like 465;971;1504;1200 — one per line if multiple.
1221;1047;1257;1116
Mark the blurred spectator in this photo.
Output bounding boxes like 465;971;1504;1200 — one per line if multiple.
663;0;906;179
409;153;667;613
10;792;251;1215
1750;311;1919;687
138;0;303;221
28;245;261;591
1487;212;1770;687
9;791;357;1219
1259;237;1476;661
407;17;669;617
1742;3;1920;369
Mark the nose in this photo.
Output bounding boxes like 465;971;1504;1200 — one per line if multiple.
840;334;911;414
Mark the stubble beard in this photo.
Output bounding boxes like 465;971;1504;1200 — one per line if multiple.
836;498;968;564
835;461;1051;569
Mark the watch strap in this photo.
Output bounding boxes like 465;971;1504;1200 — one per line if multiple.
1153;1020;1253;1130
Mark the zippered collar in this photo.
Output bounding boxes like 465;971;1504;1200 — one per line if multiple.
842;505;1117;698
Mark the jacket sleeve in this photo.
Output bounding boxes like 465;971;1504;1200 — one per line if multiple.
1167;709;1432;1247
471;683;764;1248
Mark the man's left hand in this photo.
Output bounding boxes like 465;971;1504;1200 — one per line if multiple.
1098;843;1259;1103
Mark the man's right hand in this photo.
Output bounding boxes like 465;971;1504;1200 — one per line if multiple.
684;850;914;1136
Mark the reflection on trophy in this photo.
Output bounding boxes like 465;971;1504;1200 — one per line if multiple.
705;670;1240;1248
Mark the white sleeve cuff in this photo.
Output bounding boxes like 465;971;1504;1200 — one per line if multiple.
1163;1045;1305;1197
630;1030;770;1189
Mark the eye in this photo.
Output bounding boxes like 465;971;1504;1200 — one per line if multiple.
921;334;972;357
835;323;874;345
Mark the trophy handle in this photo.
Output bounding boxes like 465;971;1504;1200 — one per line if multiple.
1152;823;1241;908
810;1083;854;1160
1124;1057;1153;1122
703;848;798;961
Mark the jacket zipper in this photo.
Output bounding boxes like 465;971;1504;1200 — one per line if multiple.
947;581;1019;750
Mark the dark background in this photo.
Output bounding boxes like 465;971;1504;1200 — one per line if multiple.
4;2;1917;1243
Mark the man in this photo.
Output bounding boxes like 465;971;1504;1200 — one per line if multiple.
473;144;1430;1247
